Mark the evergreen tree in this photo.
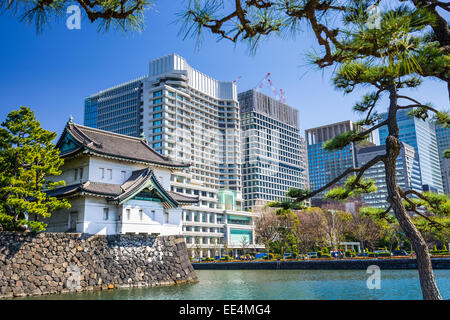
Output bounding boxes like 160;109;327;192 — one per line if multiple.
0;106;70;231
183;0;450;299
0;0;149;32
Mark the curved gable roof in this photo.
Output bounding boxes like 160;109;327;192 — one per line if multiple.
56;122;189;168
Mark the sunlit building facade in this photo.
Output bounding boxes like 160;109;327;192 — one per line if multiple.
435;123;450;195
305;120;374;203
378;110;443;193
357;143;422;209
239;89;308;211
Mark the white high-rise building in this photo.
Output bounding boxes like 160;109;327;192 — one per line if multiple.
84;54;264;258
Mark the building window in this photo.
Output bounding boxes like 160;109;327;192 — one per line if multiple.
126;208;131;220
121;170;126;182
151;210;155;220
139;209;143;221
164;210;169;224
99;168;104;179
103;208;109;220
153;90;162;97
107;169;112;180
74;168;78;181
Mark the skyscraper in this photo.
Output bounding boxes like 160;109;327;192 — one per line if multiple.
84;54;264;257
238;89;308;211
378;109;443;193
305;120;374;204
84;77;145;136
357;143;422;208
435;123;450;195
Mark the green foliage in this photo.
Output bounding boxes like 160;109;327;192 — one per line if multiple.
325;176;376;201
323;130;370;151
360;206;396;224
445;149;450;159
1;0;149;33
403;192;450;217
0;106;70;231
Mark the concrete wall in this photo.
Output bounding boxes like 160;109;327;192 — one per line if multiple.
0;232;197;298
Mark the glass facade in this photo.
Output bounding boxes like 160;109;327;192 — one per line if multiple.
378;110;443;193
435;123;450;194
357;144;422;209
239;90;308;211
305;120;373;202
84;78;144;137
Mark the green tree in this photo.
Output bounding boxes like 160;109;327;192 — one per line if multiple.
0;106;70;231
1;0;149;32
183;1;450;299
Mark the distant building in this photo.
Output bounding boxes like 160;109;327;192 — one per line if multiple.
305;120;374;204
378;110;443;193
238;89;308;211
357;143;422;209
84;77;145;137
435;123;450;195
45;121;197;235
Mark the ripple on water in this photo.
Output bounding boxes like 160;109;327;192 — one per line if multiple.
18;269;450;300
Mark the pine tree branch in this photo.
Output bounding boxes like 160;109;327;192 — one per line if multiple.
293;154;386;202
399;191;446;228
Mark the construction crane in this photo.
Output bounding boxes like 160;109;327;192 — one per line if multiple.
254;72;286;104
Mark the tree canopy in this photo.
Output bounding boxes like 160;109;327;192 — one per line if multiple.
0;106;70;231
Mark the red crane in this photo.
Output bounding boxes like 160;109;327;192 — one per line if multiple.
254;72;286;104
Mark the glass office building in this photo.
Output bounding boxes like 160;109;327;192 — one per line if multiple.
305;120;374;203
239;89;308;211
378;110;443;193
435;123;450;194
357;143;422;208
83;78;145;137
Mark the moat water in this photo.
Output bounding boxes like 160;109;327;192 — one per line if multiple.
21;269;450;300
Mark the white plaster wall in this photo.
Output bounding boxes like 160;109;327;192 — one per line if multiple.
152;168;171;190
82;197;119;235
88;156;173;188
44;197;85;233
88;157;146;184
121;199;182;235
47;156;90;187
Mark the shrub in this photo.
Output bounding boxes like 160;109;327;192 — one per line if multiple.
263;253;275;260
345;251;356;257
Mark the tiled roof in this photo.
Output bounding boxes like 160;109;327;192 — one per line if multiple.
47;167;198;206
57;122;189;168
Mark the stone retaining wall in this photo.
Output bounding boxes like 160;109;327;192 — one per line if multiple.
0;232;198;298
193;258;450;270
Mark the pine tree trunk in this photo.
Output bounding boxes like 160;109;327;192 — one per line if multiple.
384;84;442;300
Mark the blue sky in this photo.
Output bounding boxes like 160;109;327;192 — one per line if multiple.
0;1;448;138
